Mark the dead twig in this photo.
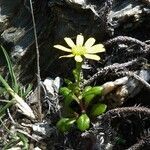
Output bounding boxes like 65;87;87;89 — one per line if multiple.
29;0;42;120
115;71;150;91
104;36;150;50
83;58;145;86
99;106;150;125
126;136;150;150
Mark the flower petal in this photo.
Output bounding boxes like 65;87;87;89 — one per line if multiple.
76;34;84;46
84;54;100;61
84;38;96;48
54;45;71;52
64;37;75;48
75;55;83;62
59;54;74;59
87;44;105;53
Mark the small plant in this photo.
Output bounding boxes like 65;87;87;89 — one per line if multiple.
54;34;107;132
0;46;34;149
0;46;35;119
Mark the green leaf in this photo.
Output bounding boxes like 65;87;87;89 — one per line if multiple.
1;46;19;93
0;101;15;117
84;94;95;104
64;92;79;107
82;86;104;104
90;103;107;117
76;114;90;131
83;86;92;93
83;86;95;104
56;118;76;132
0;87;6;94
17;132;29;150
59;87;71;96
64;79;73;86
83;86;103;97
22;84;33;98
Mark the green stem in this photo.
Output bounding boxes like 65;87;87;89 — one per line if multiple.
76;62;82;88
75;62;85;112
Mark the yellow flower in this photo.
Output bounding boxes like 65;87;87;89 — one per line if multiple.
54;34;105;62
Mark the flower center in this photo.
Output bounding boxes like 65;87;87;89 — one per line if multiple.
71;46;86;56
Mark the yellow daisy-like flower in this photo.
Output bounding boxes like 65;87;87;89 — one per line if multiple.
54;34;105;62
